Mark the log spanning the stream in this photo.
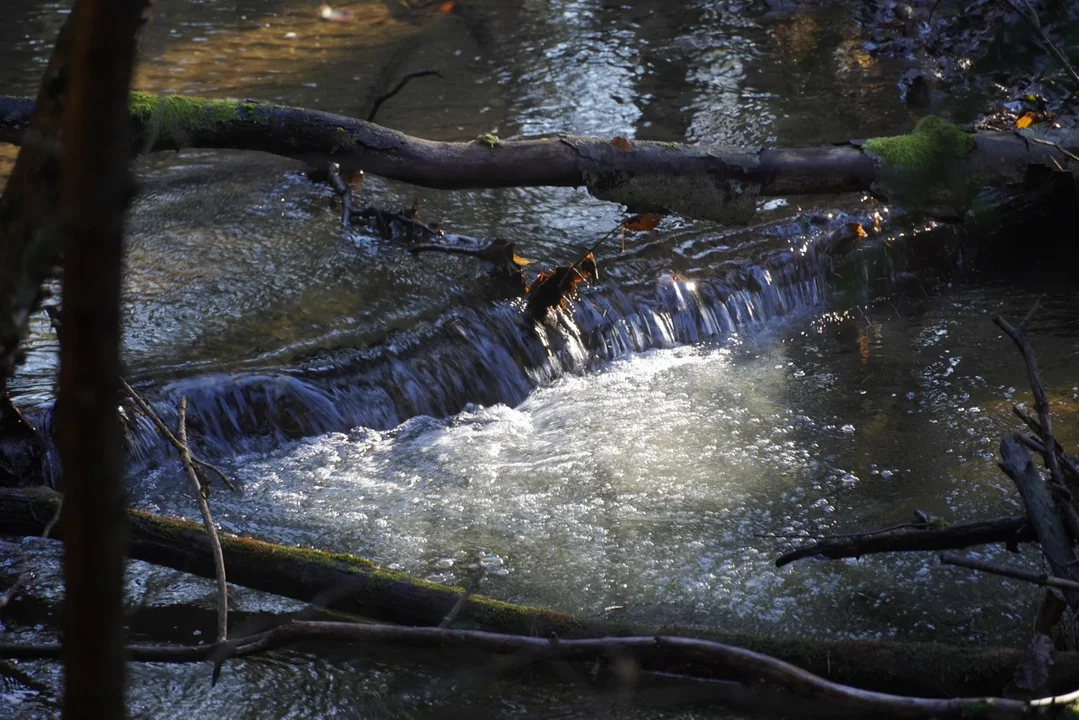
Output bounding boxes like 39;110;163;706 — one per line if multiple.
1;94;1078;225
3;485;1078;697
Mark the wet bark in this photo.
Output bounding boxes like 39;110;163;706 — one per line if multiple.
0;32;73;391
0;95;1076;224
2;485;1079;698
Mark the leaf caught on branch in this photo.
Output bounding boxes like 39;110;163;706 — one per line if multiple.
620;213;662;251
623;213;662;233
525;251;599;321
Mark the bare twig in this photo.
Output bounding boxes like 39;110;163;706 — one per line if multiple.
776;515;1032;566
0;496;62;609
941;551;1079;592
999;0;1079;92
2;622;1079;718
177;397;228;682
995;308;1079;540
120;378;238;493
438;565;485;629
367;69;442;123
1027;136;1079;165
1013;406;1079;481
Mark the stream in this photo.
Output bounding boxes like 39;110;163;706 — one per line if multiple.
2;1;1079;718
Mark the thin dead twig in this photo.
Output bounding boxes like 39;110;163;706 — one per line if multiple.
121;378;237;493
46;307;236;493
178;397;230;684
994;306;1079;540
941;551;1079;592
1000;0;1079;92
367;69;442;123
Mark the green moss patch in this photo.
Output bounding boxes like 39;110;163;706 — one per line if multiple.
473;133;500;148
864;116;977;215
129;92;245;138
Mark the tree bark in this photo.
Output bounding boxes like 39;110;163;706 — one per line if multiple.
2;95;1076;224
2;486;1079;697
56;1;143;718
0;34;74;390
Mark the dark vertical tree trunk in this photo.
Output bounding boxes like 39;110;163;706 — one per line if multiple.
56;1;143;718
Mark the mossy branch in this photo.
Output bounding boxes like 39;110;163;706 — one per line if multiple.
2;95;1077;223
4;485;1079;697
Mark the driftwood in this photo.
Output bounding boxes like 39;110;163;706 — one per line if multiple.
1;95;1078;226
3;485;1078;697
4;622;1079;720
775;515;1032;566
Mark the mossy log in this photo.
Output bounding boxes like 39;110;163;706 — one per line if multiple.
2;95;1077;224
3;486;1079;697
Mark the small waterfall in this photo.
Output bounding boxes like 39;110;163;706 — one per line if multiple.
16;206;966;481
127;246;831;463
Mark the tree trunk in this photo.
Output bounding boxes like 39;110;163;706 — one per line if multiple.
56;1;144;718
1;95;1076;224
2;485;1079;697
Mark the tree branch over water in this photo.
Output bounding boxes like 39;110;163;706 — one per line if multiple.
1;95;1077;225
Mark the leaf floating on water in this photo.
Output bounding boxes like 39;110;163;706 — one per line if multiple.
1012;632;1054;693
1016;112;1036;129
610;136;631;151
349;170;364;188
512;253;533;267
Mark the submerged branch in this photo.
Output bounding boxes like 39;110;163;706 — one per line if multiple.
5;622;1079;719
2;486;1076;696
775;515;1032;566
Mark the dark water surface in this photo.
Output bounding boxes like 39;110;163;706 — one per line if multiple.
1;1;1078;718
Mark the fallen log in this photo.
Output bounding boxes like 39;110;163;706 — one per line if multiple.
775;515;1033;566
1;486;1075;697
2;95;1077;224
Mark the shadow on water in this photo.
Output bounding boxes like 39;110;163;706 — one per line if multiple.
3;0;1079;718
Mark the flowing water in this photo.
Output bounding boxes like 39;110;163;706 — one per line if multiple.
2;1;1079;718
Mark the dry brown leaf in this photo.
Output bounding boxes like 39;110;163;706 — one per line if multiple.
439;1;455;12
847;222;868;239
623;213;662;232
610;136;631;151
1016;112;1036;129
